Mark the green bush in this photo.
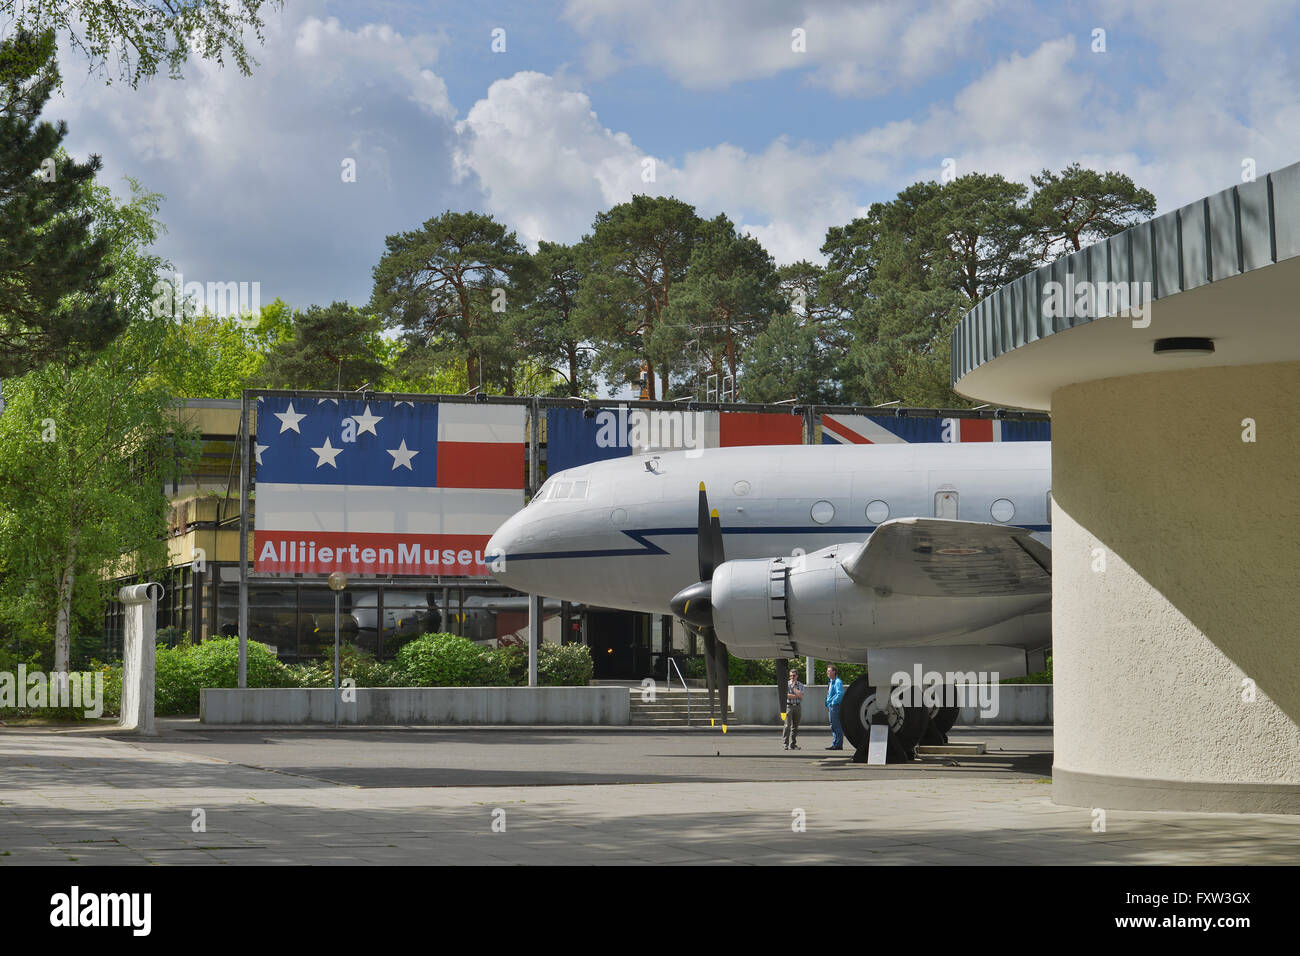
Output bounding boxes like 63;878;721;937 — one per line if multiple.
154;643;200;714
395;632;508;686
819;661;868;685
189;636;292;692
0;665;118;721
537;642;593;686
681;655;867;686
284;644;403;688
152;637;292;715
96;662;122;717
492;643;529;685
1002;654;1052;684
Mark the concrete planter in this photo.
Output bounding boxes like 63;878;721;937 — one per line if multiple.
200;686;629;725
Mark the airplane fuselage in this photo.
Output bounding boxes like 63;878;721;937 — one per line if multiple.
487;442;1052;661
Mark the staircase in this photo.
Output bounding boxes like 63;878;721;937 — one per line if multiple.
626;687;734;726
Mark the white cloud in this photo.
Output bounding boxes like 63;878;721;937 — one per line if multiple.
562;0;1002;95
452;41;1091;263
454;72;651;247
50;4;470;310
42;0;1300;316
453;16;1300;272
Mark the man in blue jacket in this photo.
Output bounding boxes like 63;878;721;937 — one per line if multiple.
825;665;844;750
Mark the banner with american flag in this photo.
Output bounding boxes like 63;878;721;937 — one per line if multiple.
819;413;1050;444
254;397;525;576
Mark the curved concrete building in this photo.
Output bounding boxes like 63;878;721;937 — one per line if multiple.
952;161;1300;813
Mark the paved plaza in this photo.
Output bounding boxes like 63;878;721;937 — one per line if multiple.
0;723;1297;865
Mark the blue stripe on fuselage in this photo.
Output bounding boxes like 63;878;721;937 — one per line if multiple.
504;524;1051;561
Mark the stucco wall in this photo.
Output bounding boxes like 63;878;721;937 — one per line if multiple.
1051;360;1300;812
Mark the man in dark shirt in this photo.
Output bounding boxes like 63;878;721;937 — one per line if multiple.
783;667;804;750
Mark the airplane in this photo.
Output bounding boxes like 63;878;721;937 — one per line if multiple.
485;441;1052;761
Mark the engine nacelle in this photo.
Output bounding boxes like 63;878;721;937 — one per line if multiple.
709;541;1046;661
711;545;863;660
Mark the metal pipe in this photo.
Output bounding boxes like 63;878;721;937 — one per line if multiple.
237;390;250;688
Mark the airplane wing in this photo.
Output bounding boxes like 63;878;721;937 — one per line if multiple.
839;517;1051;598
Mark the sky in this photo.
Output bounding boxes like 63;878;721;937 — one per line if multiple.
43;0;1300;313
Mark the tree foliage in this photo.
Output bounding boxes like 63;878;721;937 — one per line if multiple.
0;177;197;674
1027;162;1156;261
0;30;124;377
255;301;387;392
1;0;284;87
370;210;527;393
510;240;594;397
661;213;784;398
575;195;701;399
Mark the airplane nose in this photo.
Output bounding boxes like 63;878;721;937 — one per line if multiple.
486;528;509;572
485;518;516;581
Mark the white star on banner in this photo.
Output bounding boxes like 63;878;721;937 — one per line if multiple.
275;402;306;434
254;444;268;465
387;439;419;471
311;437;344;468
395;400;415;407
317;397;339;405
352;404;384;436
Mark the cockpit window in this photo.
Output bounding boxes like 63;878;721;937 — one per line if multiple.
530;477;557;504
530;475;589;503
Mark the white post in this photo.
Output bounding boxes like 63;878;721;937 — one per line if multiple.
528;594;540;687
238;390;250;688
118;583;162;735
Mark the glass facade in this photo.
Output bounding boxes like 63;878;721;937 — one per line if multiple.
102;563;613;665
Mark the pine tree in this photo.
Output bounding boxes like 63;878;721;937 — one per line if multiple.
0;30;124;377
255;302;388;392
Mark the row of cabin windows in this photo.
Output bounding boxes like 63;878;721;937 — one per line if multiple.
807;490;1053;526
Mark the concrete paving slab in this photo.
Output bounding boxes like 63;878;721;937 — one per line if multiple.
2;726;1298;865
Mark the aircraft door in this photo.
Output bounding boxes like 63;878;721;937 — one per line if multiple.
934;490;958;519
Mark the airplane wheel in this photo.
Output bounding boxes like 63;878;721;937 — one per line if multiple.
889;705;930;762
919;705;947;745
842;676;876;750
844;679;927;761
930;702;961;742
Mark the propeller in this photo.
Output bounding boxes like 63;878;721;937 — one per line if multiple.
671;484;723;627
670;483;731;726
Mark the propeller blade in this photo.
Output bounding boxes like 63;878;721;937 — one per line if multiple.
697;482;713;581
776;657;789;716
701;627;717;722
709;507;725;571
713;631;730;728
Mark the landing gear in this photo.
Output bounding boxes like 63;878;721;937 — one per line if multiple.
841;676;929;763
921;696;961;745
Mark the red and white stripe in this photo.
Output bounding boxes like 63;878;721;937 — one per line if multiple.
437;404;526;489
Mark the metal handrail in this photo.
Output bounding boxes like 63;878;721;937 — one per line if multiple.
665;657;691;726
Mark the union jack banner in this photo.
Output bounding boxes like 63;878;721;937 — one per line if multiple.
819;414;1049;444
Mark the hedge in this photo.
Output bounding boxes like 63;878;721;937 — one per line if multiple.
8;634;596;719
